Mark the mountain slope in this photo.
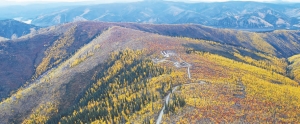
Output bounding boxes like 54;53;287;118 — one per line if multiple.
0;21;300;123
114;23;300;57
0;19;38;39
1;21;300;101
288;54;300;83
0;26;176;123
0;22;106;100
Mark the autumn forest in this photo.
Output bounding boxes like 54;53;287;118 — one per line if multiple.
0;21;300;124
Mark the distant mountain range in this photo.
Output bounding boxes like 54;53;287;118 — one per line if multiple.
0;19;38;39
1;1;299;30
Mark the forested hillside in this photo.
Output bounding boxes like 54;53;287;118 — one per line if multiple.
288;54;300;83
0;21;299;123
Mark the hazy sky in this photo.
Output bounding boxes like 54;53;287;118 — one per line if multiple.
1;0;300;5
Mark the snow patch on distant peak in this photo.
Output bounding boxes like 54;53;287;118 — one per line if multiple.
147;18;158;23
276;18;286;25
13;17;32;24
285;9;300;17
0;36;8;42
241;10;248;14
258;12;265;18
248;17;259;24
140;12;151;17
53;15;61;24
234;16;240;20
166;6;184;16
23;20;32;24
73;16;88;22
275;18;290;27
80;9;90;17
94;13;109;20
248;16;273;27
36;9;69;20
13;17;22;21
293;24;300;27
267;10;273;14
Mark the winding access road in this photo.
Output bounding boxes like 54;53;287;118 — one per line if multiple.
155;51;200;124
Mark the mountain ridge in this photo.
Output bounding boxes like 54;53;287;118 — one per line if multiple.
0;21;300;123
1;1;299;30
15;1;298;30
1;21;300;101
